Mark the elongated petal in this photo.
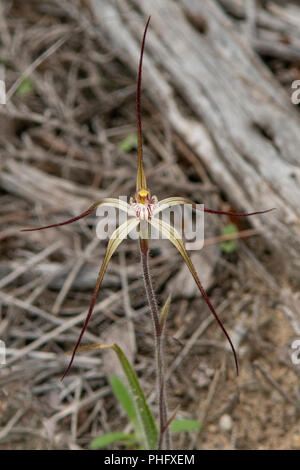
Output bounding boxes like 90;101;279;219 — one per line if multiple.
149;217;239;374
154;197;196;215
21;198;130;232
136;17;151;191
203;208;274;216
62;217;139;379
154;196;274;217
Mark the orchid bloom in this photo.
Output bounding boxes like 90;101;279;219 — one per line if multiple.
22;17;273;379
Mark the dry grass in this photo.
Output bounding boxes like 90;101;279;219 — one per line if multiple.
0;0;299;450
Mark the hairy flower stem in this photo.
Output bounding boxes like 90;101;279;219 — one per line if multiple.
140;241;171;450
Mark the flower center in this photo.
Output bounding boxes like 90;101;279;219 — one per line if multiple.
137;189;150;204
130;189;158;220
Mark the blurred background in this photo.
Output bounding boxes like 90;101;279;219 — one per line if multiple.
0;0;299;450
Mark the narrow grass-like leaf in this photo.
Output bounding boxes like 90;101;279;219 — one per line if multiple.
90;432;136;449
109;375;138;431
112;343;158;449
73;342;157;449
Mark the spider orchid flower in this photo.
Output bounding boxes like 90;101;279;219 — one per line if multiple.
22;17;274;379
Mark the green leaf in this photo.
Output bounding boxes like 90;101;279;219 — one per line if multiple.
90;432;136;449
75;341;157;449
16;77;34;98
170;419;201;433
109;375;138;428
220;224;239;254
112;344;157;449
119;134;138;153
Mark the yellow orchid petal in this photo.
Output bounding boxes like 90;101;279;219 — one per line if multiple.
139;189;149;198
62;217;139;379
149;217;238;374
136;17;151;191
136;149;147;192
